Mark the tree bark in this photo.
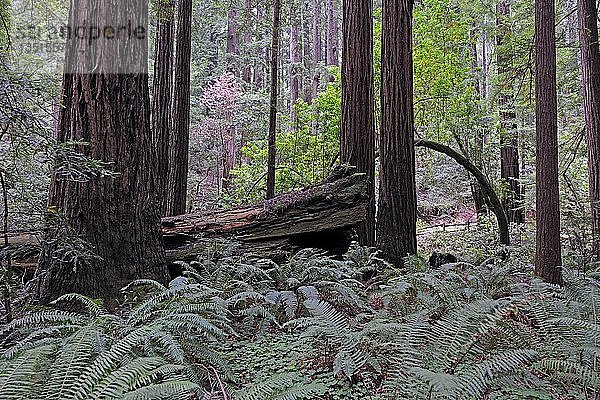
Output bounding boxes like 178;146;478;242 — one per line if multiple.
578;0;600;259
163;168;368;262
497;0;524;224
166;0;193;216
326;0;339;66
415;140;510;246
377;0;417;264
152;0;174;216
266;0;281;199
312;0;322;100
36;0;168;305
535;0;563;284
290;10;300;126
341;0;376;247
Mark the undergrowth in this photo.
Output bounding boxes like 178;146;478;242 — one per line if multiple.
1;243;600;399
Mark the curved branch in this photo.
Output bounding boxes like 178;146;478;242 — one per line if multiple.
415;139;510;245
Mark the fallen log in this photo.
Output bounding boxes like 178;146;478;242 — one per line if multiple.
3;169;369;265
162;169;369;261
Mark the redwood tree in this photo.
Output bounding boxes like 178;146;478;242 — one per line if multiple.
152;0;174;215
266;0;281;199
578;0;600;259
341;0;375;246
377;0;417;263
312;0;322;100
535;0;562;284
496;0;523;224
326;0;339;66
36;0;168;304
290;9;300;125
166;0;193;216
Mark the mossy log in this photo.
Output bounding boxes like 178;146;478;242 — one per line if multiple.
162;169;369;262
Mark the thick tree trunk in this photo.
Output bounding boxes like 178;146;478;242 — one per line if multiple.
242;0;253;84
415;140;510;246
152;0;174;215
496;0;524;224
162;169;368;262
36;0;168;305
535;0;563;284
578;0;600;259
341;0;376;247
166;0;193;216
377;0;417;264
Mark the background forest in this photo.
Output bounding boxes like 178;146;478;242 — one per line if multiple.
2;0;600;398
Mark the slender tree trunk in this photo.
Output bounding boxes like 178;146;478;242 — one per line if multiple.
152;0;174;215
535;0;563;284
377;0;417;264
312;0;322;100
326;0;339;66
290;9;300;126
36;0;168;304
240;0;252;164
166;0;193;216
469;27;487;214
242;0;253;84
267;0;281;199
341;0;375;246
302;0;312;102
226;7;239;75
578;0;600;259
497;0;524;224
224;6;239;189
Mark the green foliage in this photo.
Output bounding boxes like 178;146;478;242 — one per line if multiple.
3;245;600;399
228;71;341;203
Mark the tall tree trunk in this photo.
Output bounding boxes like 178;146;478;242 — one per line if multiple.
341;0;375;246
578;0;600;259
535;0;563;284
469;27;487;214
302;0;312;102
290;9;300;126
36;0;168;305
326;0;339;66
267;0;281;199
152;0;175;215
312;0;322;100
377;0;417;264
224;6;239;190
497;0;524;224
226;7;239;75
166;0;193;216
241;0;253;84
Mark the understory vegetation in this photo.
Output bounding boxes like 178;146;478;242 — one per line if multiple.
2;242;600;399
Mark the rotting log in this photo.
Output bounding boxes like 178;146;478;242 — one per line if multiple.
162;169;369;262
4;169;369;269
415;139;510;245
